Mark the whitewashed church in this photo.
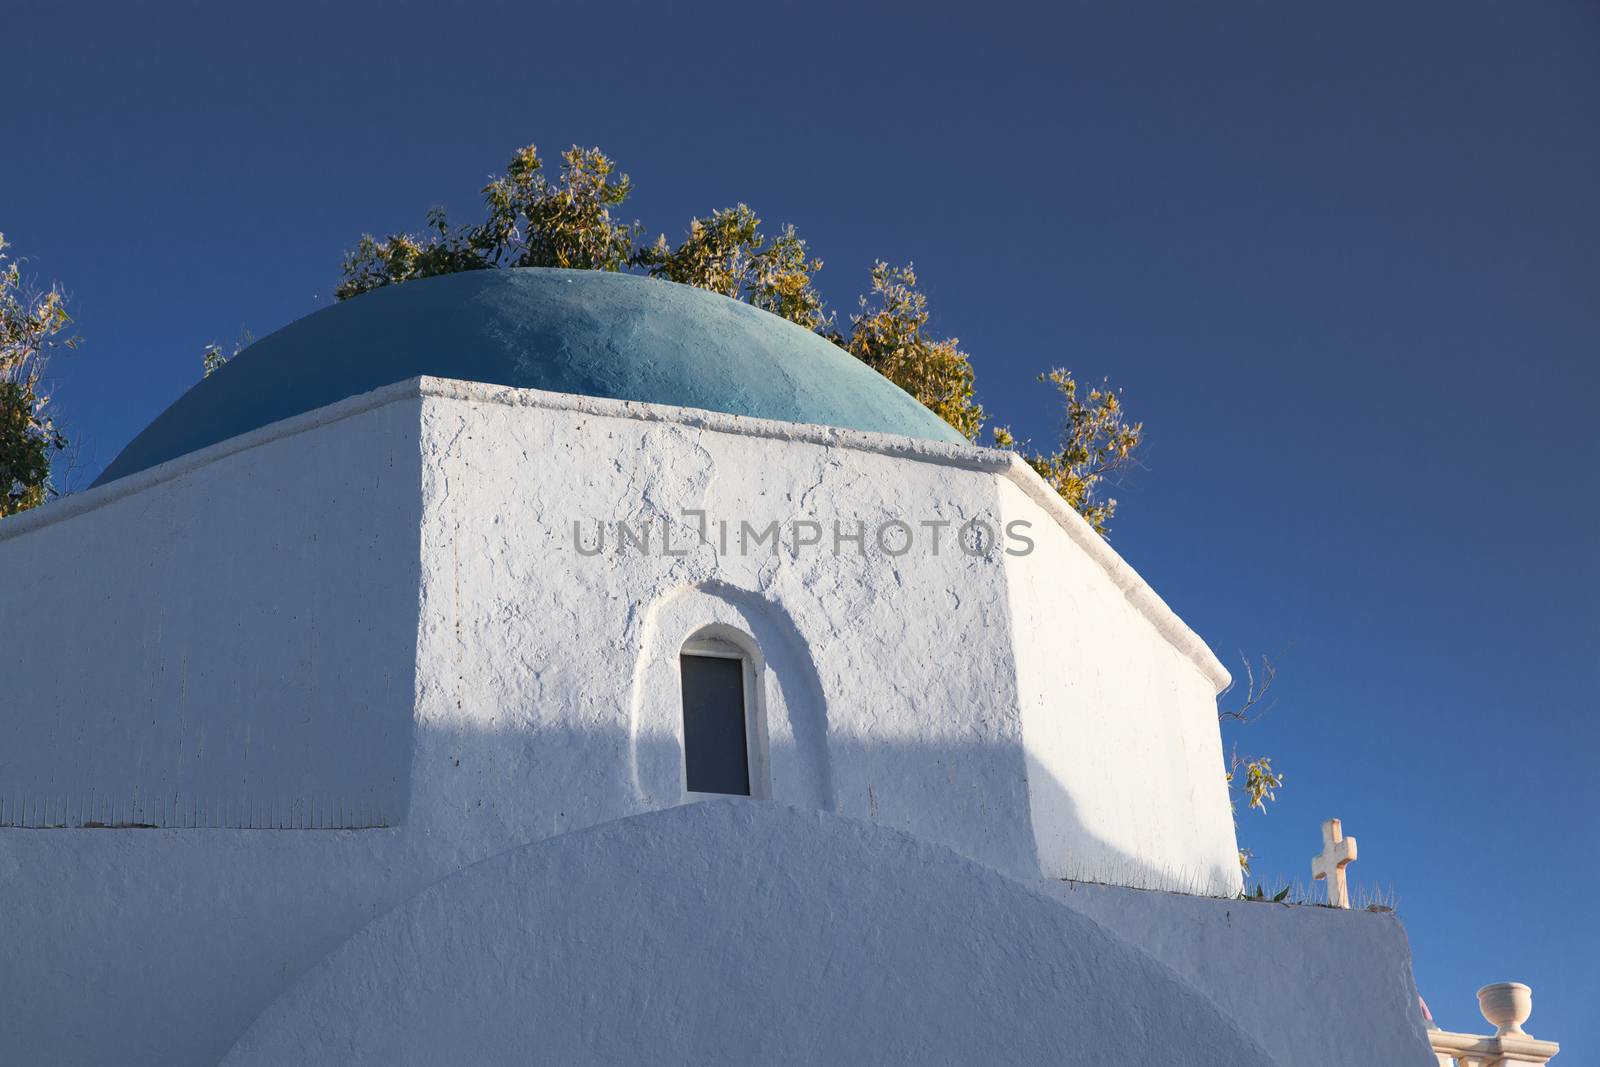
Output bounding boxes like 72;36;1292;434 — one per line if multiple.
1;270;1446;1063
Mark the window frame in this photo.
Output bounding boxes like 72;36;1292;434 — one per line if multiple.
679;635;768;801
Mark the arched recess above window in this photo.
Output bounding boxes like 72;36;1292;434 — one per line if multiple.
630;584;831;812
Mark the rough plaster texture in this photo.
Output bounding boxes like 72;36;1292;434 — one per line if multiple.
406;380;1241;891
222;802;1277;1067
1044;880;1439;1067
0;378;1323;1063
409;385;1038;877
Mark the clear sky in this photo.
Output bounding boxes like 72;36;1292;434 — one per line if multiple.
7;0;1597;1049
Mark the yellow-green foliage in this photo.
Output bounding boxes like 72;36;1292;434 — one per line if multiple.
996;371;1143;537
335;145;638;300
1228;755;1284;814
748;225;831;334
0;235;76;517
485;145;637;272
636;206;831;334
637;204;762;298
201;343;229;379
201;328;254;379
846;262;984;443
1230;754;1286;875
334;144;997;445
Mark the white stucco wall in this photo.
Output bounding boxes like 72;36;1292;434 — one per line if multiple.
408;384;1034;875
405;378;1238;890
0;376;1258;1062
0;375;1237;877
0;394;436;1062
1000;474;1242;893
223;802;1278;1067
1045;878;1438;1066
0;396;421;829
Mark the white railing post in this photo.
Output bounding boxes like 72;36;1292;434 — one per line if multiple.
1428;982;1559;1066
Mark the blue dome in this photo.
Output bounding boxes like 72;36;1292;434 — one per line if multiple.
94;268;967;486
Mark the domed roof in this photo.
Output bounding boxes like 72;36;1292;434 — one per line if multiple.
94;268;966;486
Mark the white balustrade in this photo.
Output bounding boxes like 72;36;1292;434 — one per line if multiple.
1429;983;1559;1066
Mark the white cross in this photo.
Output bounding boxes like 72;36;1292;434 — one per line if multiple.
1312;818;1358;908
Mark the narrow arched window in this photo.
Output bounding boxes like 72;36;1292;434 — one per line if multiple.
680;638;753;796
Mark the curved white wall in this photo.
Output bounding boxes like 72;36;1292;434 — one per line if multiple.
223;802;1277;1067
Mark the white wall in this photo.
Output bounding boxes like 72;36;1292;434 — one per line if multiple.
407;382;1238;889
1046;878;1438;1066
0;394;436;1063
0;375;1236;876
0;377;1249;1062
409;386;1038;875
1000;475;1243;895
0;396;421;829
223;802;1280;1067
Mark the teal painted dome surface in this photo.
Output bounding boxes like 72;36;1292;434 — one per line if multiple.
94;269;966;486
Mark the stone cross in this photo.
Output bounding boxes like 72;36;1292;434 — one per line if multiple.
1312;818;1358;908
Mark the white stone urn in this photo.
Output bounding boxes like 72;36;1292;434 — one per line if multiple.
1477;982;1534;1036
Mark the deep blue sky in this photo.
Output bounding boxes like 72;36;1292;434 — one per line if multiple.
7;0;1596;1048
